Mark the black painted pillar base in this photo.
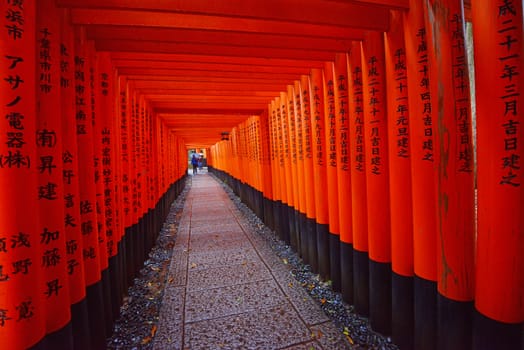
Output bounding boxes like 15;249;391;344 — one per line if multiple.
353;249;369;316
329;234;341;292
297;212;307;260
300;214;311;265
109;254;122;321
30;322;74;350
306;217;318;273
139;215;147;266
256;190;264;222
294;210;301;252
414;276;437;350
263;196;274;230
280;203;290;245
472;309;523;350
437;294;473;350
101;268;114;335
369;260;392;335
274;200;283;241
316;223;330;280
392;272;414;350
132;223;141;280
289;207;298;251
125;226;134;286
71;298;91;350
120;235;128;292
340;242;354;304
86;282;107;350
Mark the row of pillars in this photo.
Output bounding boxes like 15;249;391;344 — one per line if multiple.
0;1;188;349
208;1;523;349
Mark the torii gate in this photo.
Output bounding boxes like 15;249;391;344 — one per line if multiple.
0;1;522;349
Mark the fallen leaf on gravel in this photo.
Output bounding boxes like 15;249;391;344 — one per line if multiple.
151;325;157;337
343;327;354;344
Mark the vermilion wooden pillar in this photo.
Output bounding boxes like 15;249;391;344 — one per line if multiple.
472;1;524;349
293;80;306;260
74;26;107;349
0;2;45;349
90;47;112;338
361;31;392;335
60;9;90;350
310;68;330;281
274;96;289;245
259;110;274;230
425;1;476;349
129;89;141;279
299;75;318;273
36;0;73;347
286;85;300;253
269;101;283;240
333;53;354;303
112;72;126;319
280;92;293;246
253;116;265;221
404;0;438;347
323;62;341;289
118;77;133;291
97;52;121;327
385;10;414;350
348;41;370;317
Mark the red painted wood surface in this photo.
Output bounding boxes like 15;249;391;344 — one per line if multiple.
385;11;414;277
472;0;524;324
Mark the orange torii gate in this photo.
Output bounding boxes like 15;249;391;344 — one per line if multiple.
1;1;523;350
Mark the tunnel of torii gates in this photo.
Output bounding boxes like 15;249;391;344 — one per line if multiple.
0;0;522;349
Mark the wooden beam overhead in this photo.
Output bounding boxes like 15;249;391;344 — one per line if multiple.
115;61;313;75
59;0;394;30
110;53;326;68
136;89;278;97
86;26;358;51
155;108;265;115
132;80;286;92
94;39;340;61
120;70;301;81
70;9;379;39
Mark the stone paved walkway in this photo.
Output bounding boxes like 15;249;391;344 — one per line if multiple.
152;173;352;350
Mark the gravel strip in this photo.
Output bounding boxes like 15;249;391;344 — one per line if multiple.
106;180;190;350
